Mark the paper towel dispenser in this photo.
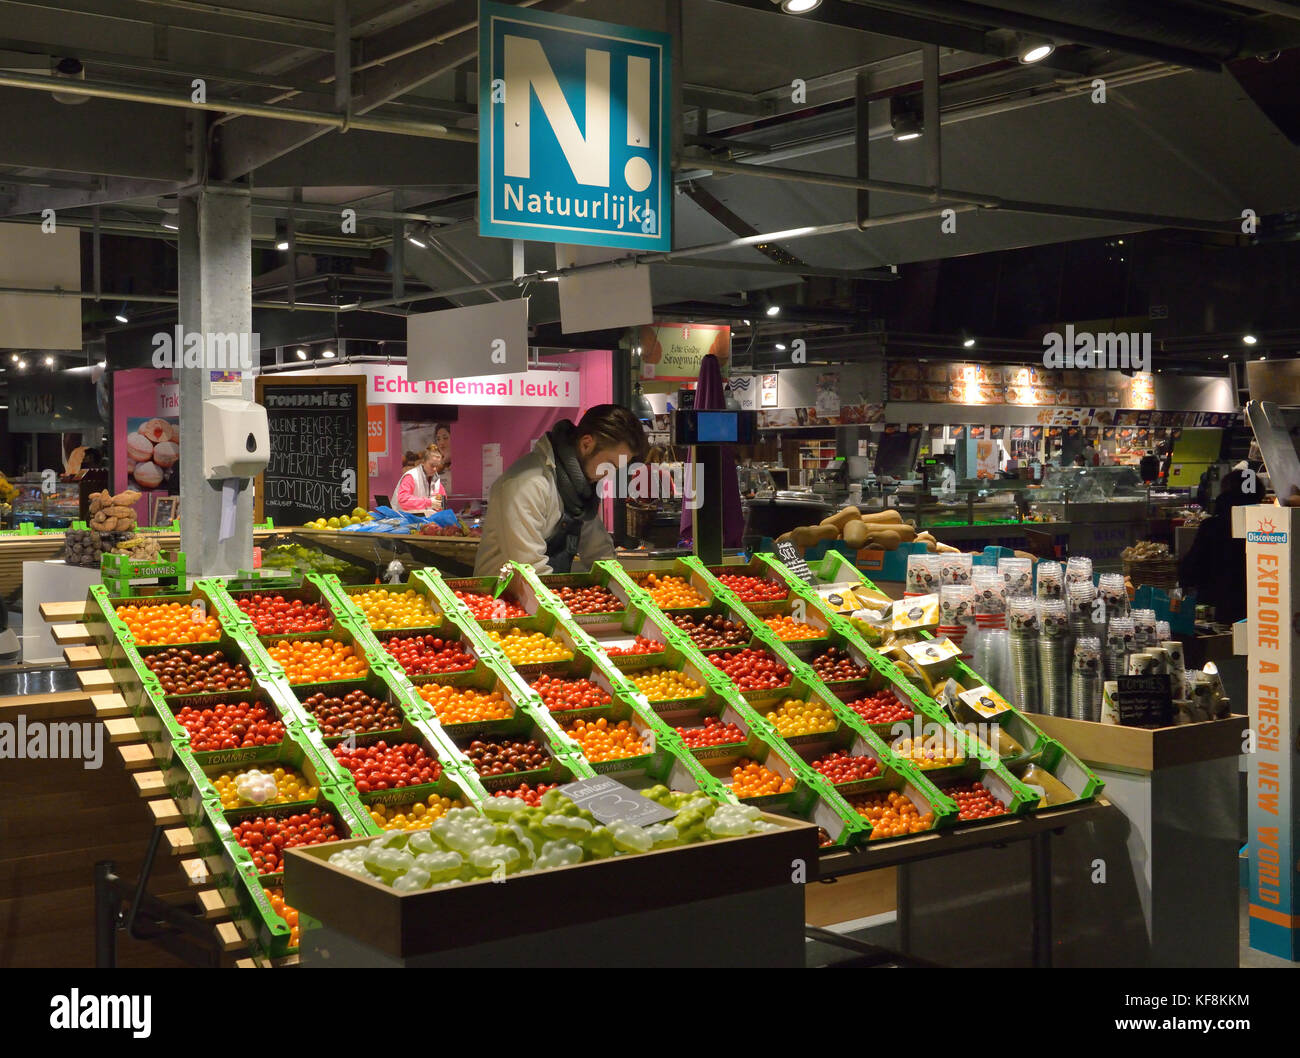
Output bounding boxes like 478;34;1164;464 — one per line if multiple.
203;397;270;479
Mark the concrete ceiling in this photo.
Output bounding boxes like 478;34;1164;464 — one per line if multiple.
0;0;1297;340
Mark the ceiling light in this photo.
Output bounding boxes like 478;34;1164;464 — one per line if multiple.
43;355;55;366
406;230;427;249
1018;37;1055;63
51;57;89;105
1259;355;1267;361
295;348;308;361
276;239;290;251
17;358;27;369
775;343;787;351
742;318;751;326
765;304;780;317
162;220;179;231
1242;334;1257;345
779;0;822;12
115;312;128;324
1117;239;1124;245
890;96;923;141
9;354;17;363
321;348;336;358
1222;353;1230;359
963;337;976;348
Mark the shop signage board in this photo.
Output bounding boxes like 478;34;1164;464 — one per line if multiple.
308;362;580;407
1114;675;1173;727
478;2;671;252
1238;504;1298;960
636;322;730;382
559;775;675;826
774;542;815;584
9;372;101;431
254;375;369;526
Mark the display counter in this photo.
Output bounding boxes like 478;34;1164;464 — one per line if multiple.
44;550;1108;966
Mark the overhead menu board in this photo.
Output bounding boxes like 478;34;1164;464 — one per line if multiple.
254;375;368;526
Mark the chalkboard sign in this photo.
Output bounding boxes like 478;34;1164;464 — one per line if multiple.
1115;674;1174;727
255;375;368;526
558;775;676;827
774;541;815;584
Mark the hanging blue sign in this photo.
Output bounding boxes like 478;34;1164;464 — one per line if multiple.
478;1;671;252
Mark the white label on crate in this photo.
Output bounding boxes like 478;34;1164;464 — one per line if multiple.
959;685;1012;719
903;638;960;666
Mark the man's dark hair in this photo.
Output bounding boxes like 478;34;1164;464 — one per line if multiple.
575;404;649;462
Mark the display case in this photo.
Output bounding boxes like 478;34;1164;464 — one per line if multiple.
1029;465;1174;523
10;478;80;528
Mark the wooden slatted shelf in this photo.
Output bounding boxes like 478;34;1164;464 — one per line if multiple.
51;623;94;645
40;601;88;621
164;827;197;855
133;770;167;796
104;717;142;743
148;799;184;827
118;744;155;770
63;644;102;668
92;693;130;719
198;890;233;920
78;669;116;691
215;921;246;952
180;859;211;886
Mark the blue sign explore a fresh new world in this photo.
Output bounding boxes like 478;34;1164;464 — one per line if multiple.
478;1;672;252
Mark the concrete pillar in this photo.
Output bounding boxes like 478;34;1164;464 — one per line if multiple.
178;185;255;578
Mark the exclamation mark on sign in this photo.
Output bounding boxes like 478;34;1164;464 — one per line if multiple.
564;379;571;399
624;55;652;193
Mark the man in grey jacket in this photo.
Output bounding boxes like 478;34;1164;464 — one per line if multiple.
475;404;648;575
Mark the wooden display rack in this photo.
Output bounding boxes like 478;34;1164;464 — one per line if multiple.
37;600;290;969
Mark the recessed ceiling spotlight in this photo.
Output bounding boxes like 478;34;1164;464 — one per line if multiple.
1018;36;1055;63
43;355;55;366
765;303;780;317
963;337;976;348
295;348;308;360
778;0;821;12
321;348;336;358
1242;334;1257;345
1222;353;1230;359
775;343;787;351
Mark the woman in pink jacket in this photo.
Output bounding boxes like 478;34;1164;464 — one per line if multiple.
394;445;447;513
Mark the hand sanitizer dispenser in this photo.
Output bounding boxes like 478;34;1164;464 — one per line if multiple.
203;398;270;479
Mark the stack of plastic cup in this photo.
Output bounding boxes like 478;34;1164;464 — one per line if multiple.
999;556;1034;598
906;553;941;597
1036;560;1065;600
1105;615;1135;680
1037;599;1070;717
1097;573;1129;621
1066;555;1093;588
1068;579;1098;642
939;552;973;587
938;584;975;659
1132;608;1158;652
979;628;1015;703
1008;596;1041;712
1071;636;1103;721
970;566;1007;673
1155;620;1171;642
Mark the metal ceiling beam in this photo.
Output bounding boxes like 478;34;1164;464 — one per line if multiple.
0;87;191;181
654;258;899;281
841;0;1226;70
212;0;520;179
0;177;181;217
0;0;336;51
